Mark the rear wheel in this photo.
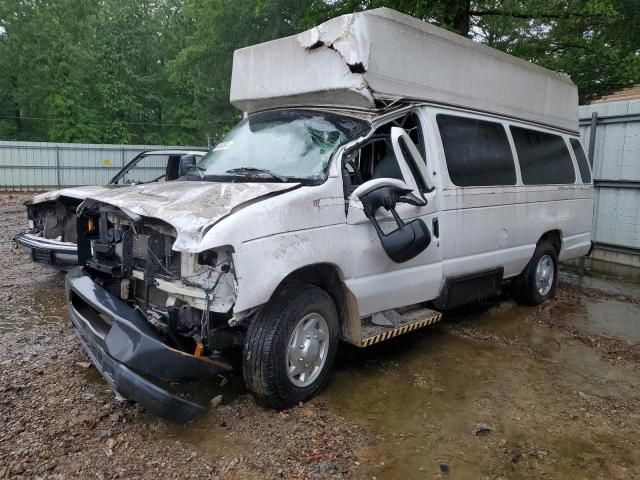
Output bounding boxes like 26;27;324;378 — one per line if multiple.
242;283;339;409
512;241;558;306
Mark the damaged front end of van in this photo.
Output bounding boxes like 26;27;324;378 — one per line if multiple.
65;181;303;422
63;107;375;422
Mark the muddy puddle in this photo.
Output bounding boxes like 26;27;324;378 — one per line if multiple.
563;265;640;298
143;374;250;460
552;299;640;343
139;279;640;479
319;297;640;479
3;259;640;479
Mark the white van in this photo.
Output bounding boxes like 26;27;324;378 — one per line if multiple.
65;8;593;422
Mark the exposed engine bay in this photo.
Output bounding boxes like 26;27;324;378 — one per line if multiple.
26;199;81;243
76;202;241;360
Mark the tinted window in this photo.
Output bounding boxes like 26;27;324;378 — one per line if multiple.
437;114;516;187
510;127;576;184
570;138;592;183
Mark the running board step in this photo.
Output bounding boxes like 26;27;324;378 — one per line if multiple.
357;307;442;347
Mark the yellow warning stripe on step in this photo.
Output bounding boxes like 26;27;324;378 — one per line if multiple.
361;313;442;347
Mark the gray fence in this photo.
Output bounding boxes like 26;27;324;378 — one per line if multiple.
0;141;205;190
579;100;640;254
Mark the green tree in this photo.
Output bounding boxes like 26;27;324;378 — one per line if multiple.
0;0;639;143
0;0;100;141
471;0;633;102
0;26;20;139
89;0;200;144
169;0;316;140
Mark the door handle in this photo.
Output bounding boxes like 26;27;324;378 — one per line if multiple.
432;218;439;238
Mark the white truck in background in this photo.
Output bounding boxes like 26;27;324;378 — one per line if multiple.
15;150;206;269
64;8;593;422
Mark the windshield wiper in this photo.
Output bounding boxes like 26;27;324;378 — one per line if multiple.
188;165;206;179
225;167;287;182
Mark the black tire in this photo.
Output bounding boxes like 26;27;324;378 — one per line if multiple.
512;240;559;306
242;283;339;409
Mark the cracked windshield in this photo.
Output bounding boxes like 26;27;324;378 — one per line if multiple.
189;110;367;181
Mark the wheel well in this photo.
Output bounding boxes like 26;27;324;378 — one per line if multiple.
278;264;354;330
539;230;562;255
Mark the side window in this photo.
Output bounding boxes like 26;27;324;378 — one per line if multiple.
342;111;424;196
436;114;516;187
569;138;592;183
510;127;576;185
118;155;169;184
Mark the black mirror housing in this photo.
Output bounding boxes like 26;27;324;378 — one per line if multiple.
380;216;431;263
359;184;431;263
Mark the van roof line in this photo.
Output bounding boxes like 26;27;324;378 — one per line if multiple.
232;8;578;131
247;101;581;136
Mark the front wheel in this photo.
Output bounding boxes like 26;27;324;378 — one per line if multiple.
512;241;559;306
242;283;339;409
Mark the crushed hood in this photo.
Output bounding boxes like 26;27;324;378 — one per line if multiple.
32;185;115;205
81;181;300;251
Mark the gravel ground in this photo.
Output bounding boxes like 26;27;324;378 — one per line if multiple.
0;194;372;480
1;192;640;480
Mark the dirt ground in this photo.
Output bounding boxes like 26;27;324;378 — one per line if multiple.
1;193;639;480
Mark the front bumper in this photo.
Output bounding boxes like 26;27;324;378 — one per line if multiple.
15;232;78;270
65;267;232;423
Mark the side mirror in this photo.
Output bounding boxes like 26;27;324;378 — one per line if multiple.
179;155;197;177
353;179;431;263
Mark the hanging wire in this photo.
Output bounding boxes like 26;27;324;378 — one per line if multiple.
145;242;228;284
145;243;228;344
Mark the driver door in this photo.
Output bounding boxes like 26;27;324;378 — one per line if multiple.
344;122;443;317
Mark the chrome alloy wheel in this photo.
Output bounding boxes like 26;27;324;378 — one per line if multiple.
286;312;329;387
535;254;555;296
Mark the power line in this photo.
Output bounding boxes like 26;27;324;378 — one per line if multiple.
0;115;233;127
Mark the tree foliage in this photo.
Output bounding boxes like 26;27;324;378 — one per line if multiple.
0;0;638;144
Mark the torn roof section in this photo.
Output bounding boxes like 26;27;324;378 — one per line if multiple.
230;7;579;132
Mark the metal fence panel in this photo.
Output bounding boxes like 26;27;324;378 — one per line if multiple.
0;141;203;190
580;99;640;252
593;188;640;249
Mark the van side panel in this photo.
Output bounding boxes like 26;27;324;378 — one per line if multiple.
438;186;593;279
428;106;594;283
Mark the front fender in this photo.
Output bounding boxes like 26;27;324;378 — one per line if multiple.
231;224;352;312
